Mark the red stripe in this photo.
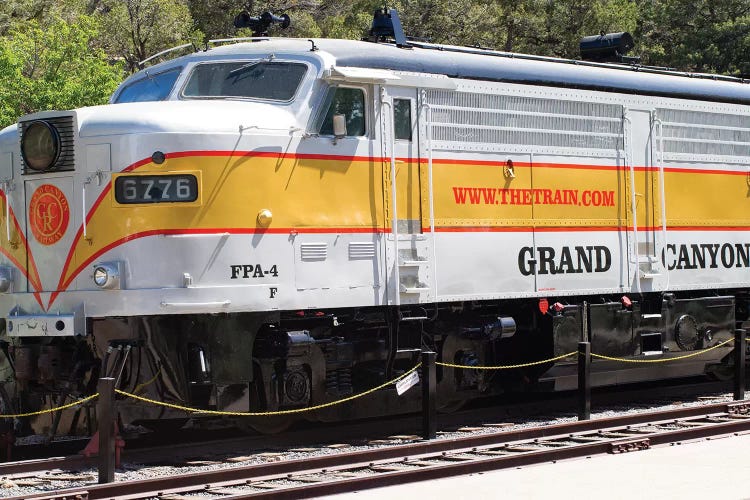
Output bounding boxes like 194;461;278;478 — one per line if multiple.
52;156;152;305
151;151;749;176
434;226;625;233
0;191;42;293
47;226;386;309
43;149;750;308
434;225;750;233
667;226;750;232
144;227;386;235
166;150;379;163
662;166;748;176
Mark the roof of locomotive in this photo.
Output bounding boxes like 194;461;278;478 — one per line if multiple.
130;37;750;106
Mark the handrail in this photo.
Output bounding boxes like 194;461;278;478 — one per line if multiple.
138;43;194;68
654;115;669;289
82;171;104;240
380;88;400;306
2;181;11;243
623;112;641;295
82;178;89;240
421;90;438;299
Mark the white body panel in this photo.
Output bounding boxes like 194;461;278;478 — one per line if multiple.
0;39;747;331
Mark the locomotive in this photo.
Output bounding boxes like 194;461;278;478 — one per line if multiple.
0;9;748;437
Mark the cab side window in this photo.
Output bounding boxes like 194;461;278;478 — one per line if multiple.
319;87;366;137
115;67;182;103
394;98;412;141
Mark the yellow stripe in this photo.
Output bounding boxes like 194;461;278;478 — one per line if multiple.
56;156;750;290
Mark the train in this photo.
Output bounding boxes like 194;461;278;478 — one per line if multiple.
0;9;748;437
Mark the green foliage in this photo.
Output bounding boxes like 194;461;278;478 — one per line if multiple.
1;0;748;130
0;0;93;36
0;15;123;128
636;0;750;76
187;0;243;40
98;0;199;72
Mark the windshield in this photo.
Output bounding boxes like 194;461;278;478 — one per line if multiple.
182;61;307;101
114;68;181;103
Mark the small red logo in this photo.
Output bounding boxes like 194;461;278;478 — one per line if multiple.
538;298;549;315
29;184;70;245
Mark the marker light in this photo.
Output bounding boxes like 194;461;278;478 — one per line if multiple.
0;266;12;292
92;262;121;289
257;209;273;227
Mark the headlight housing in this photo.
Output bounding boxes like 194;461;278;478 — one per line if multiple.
0;266;12;293
92;262;122;290
21;121;60;172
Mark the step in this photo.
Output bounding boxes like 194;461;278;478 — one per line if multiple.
399;260;428;267
640;272;662;279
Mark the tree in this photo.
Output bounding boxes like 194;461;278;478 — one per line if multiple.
98;0;198;72
0;0;91;35
0;16;123;128
636;0;750;76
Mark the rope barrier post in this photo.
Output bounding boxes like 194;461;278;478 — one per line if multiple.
734;329;746;401
577;342;591;421
421;351;437;440
97;377;115;484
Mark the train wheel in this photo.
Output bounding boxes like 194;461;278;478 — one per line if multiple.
438;399;466;413
234;416;294;434
0;384;14;434
706;363;733;381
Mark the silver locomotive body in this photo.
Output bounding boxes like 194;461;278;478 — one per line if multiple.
0;37;748;436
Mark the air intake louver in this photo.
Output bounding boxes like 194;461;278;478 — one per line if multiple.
19;115;76;173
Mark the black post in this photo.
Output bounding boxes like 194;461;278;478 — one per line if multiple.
578;342;591;420
734;329;746;401
97;377;115;484
421;351;437;440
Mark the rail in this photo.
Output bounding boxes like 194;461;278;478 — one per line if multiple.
10;400;750;500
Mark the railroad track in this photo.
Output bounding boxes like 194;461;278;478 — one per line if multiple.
0;377;730;479
10;399;750;500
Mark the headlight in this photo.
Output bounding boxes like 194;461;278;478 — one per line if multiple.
21;121;60;171
92;262;121;290
0;266;12;293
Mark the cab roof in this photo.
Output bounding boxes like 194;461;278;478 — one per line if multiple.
125;37;750;106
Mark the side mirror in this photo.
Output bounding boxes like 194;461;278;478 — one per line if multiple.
332;114;347;138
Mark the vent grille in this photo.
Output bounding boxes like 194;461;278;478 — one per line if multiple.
426;90;623;151
657;109;750;159
300;243;327;260
348;242;375;259
19;115;76;173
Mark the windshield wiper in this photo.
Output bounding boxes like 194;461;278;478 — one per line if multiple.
228;61;261;80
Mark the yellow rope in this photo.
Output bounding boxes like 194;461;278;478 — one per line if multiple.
0;393;99;419
0;336;737;419
590;337;734;363
436;351;577;370
132;367;162;395
115;362;423;416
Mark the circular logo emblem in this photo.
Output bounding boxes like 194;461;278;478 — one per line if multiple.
29;184;70;245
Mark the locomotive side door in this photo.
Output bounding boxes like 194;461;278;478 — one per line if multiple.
624;108;667;293
380;85;432;306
